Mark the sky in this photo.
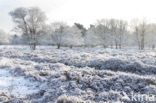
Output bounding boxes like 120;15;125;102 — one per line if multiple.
0;0;156;33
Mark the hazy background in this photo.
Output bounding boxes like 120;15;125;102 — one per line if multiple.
0;0;156;32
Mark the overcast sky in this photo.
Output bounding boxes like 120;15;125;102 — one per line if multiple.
0;0;156;32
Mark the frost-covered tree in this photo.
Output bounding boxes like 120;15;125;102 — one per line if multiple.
108;19;122;49
51;22;68;49
84;23;111;48
0;29;9;44
96;19;112;48
84;25;102;47
11;34;25;45
51;22;83;49
94;19;128;49
138;21;148;50
37;24;52;45
103;19;128;49
146;23;156;49
131;19;148;50
118;20;128;49
131;20;140;49
10;7;47;50
64;25;83;47
74;23;87;36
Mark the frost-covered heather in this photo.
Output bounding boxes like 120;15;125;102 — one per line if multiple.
0;46;156;103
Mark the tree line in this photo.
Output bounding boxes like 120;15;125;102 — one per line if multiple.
0;7;156;50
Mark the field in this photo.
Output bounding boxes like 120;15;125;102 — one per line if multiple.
0;46;156;103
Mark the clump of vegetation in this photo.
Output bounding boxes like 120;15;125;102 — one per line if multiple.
55;95;84;103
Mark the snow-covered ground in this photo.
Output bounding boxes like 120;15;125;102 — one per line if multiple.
0;46;156;103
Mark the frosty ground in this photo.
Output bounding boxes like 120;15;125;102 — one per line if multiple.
0;46;156;103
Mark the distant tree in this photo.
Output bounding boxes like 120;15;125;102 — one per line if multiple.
11;34;24;45
0;29;9;45
51;22;68;49
84;25;102;47
108;19;120;49
147;23;156;49
10;7;47;50
11;35;18;44
139;21;147;50
51;22;83;49
37;25;53;45
96;19;112;48
131;19;148;50
103;19;127;49
74;23;87;36
89;24;95;28
118;20;128;49
65;25;83;47
95;24;109;48
133;21;141;49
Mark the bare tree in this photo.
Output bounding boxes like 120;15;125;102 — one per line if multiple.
139;20;147;50
10;7;47;50
147;23;156;49
51;22;84;49
131;19;148;50
105;19;128;49
118;20;128;49
51;23;68;49
85;19;122;48
96;19;110;48
96;24;109;48
108;19;119;49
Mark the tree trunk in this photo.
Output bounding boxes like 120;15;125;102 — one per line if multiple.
140;36;144;50
31;32;37;50
115;43;118;49
32;42;36;50
70;45;73;49
57;44;61;49
111;44;113;49
119;44;121;49
152;44;155;50
103;44;107;48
